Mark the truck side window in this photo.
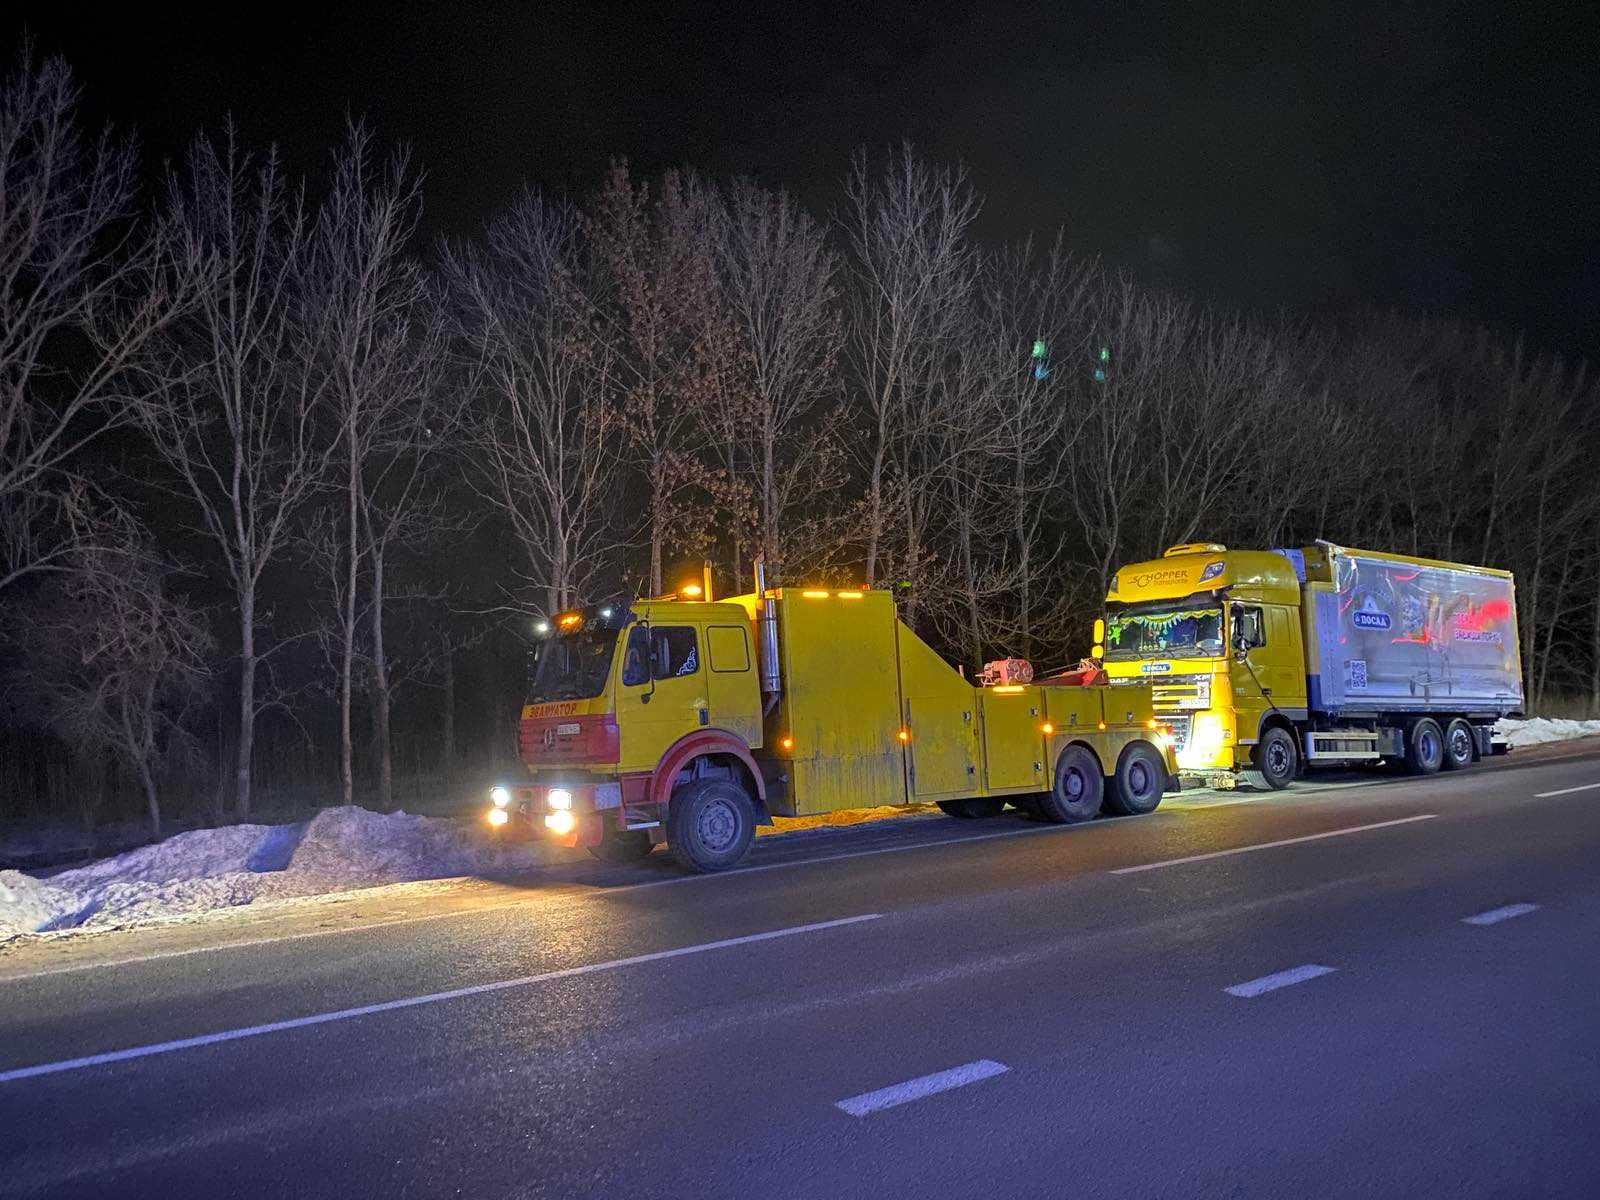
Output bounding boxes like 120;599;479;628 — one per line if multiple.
1233;607;1265;649
707;625;750;673
622;626;699;686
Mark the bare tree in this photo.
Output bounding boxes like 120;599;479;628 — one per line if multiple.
715;178;842;583
303;124;446;810
1;539;211;837
843;145;981;587
588;165;729;594
446;191;626;614
0;47;196;590
139;128;333;818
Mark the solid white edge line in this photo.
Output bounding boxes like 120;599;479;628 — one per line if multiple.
1534;782;1600;798
1224;964;1336;998
836;1059;1010;1117
0;819;1117;982
1109;814;1439;874
0;913;883;1085
1462;902;1540;926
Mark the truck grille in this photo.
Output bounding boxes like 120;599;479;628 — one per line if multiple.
1151;679;1207;707
1159;713;1192;751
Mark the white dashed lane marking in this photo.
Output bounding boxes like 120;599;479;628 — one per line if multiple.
1224;964;1337;998
1462;903;1540;926
1534;782;1600;798
836;1060;1011;1117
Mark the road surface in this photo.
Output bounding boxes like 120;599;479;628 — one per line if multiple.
3;748;1600;1198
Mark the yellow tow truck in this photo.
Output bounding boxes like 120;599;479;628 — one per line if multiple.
488;563;1178;872
1098;541;1523;787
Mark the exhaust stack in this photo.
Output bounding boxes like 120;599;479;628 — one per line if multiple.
753;556;782;714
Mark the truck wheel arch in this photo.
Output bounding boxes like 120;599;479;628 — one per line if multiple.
651;730;772;825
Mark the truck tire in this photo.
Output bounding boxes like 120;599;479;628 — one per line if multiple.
1106;741;1166;816
587;827;655;863
1441;719;1475;771
1253;726;1298;790
1040;745;1103;823
667;778;755;872
1406;718;1445;775
937;797;1006;819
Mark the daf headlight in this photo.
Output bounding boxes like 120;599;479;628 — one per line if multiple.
545;810;576;835
490;786;511;808
548;788;573;811
487;808;509;827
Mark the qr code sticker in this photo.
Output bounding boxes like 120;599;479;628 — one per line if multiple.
1348;659;1368;690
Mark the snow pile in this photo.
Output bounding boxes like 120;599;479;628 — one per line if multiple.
1495;717;1600;748
0;807;547;939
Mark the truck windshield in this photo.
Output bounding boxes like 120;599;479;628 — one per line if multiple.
1105;604;1225;660
526;629;619;702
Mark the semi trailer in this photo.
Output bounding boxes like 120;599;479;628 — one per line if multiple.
487;564;1178;872
1098;540;1523;788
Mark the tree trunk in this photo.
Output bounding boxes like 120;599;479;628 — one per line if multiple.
236;587;256;818
370;545;394;812
441;636;456;786
339;440;358;807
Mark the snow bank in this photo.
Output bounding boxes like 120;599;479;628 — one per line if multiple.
0;807;548;939
1494;717;1600;748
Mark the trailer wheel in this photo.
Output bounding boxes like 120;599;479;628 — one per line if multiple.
1040;745;1103;823
667;778;755;872
1406;718;1445;775
1106;742;1166;816
937;797;1006;819
1253;727;1298;790
1441;719;1475;771
587;828;655;863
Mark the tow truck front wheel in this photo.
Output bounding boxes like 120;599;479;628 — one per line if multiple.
587;827;655;864
667;778;755;873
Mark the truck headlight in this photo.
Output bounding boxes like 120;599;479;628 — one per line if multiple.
545;810;575;834
548;788;573;810
490;786;511;808
487;808;509;827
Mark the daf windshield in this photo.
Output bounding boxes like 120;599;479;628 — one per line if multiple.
526;628;619;702
1105;602;1225;660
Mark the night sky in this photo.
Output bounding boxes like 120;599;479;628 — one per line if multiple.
12;1;1599;360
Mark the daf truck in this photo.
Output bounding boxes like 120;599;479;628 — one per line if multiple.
1098;541;1523;787
487;564;1178;872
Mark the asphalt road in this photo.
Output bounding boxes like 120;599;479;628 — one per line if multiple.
3;749;1600;1199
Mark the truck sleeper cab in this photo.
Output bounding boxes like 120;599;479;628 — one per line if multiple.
489;573;1178;873
1100;542;1523;788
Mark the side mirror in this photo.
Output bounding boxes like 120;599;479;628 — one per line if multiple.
1232;634;1251;657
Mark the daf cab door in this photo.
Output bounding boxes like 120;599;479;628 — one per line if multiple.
619;623;707;768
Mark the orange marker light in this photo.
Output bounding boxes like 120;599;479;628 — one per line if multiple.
780;735;794;751
680;583;704;598
1147;718;1159;729
557;612;582;629
992;684;1025;694
1041;722;1055;735
1097;721;1107;731
801;589;830;599
835;590;864;600
897;728;911;743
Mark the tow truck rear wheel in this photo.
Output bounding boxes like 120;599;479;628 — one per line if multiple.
1040;745;1103;823
667;778;755;873
1406;718;1445;775
1106;741;1167;816
1441;719;1475;770
587;827;654;863
937;797;1006;819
